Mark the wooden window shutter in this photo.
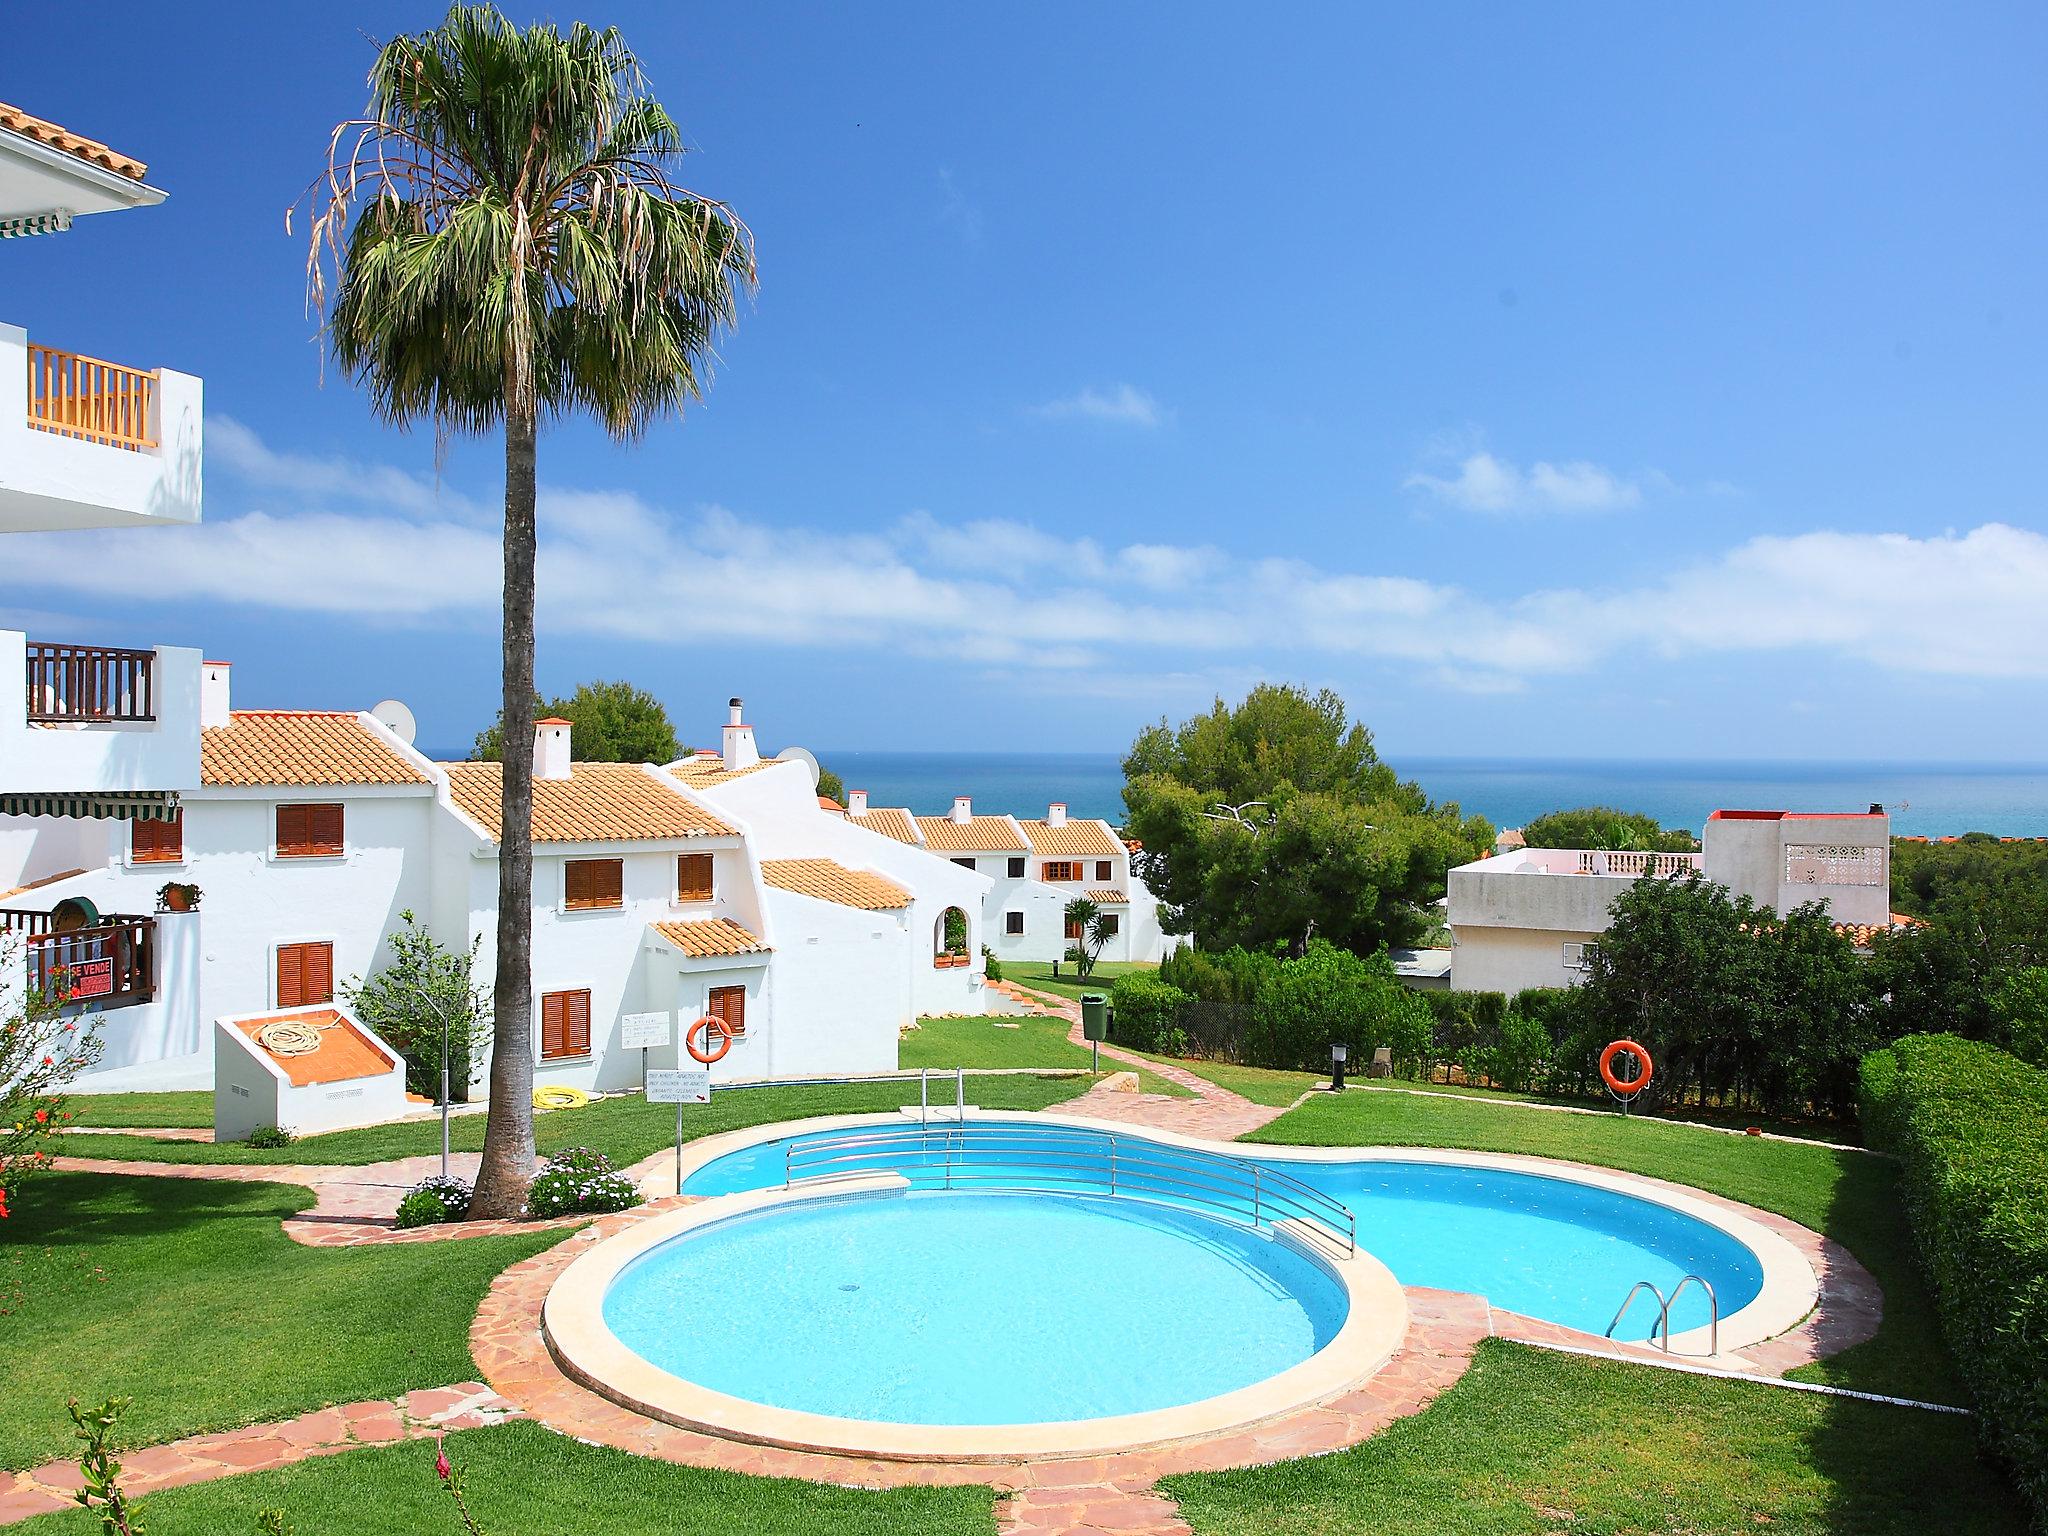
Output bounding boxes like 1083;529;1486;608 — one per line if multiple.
566;859;622;910
677;854;713;902
276;941;333;1007
564;861;590;909
277;943;302;1007
276;804;307;854
1096;860;1113;882
540;991;567;1059
132;810;183;864
566;990;591;1056
310;803;343;855
305;942;333;1003
709;984;746;1037
597;860;622;908
278;804;342;857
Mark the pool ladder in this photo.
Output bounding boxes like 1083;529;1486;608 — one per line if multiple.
1604;1274;1719;1357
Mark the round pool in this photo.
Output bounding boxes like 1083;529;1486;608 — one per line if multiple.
682;1122;1770;1343
601;1188;1348;1425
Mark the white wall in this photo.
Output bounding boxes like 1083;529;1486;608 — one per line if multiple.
1449;924;1603;994
0;633;203;802
1702;812;1892;926
0;321;203;533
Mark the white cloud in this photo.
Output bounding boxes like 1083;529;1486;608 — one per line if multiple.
12;422;2047;687
1028;383;1171;429
1406;449;1645;514
210;415;484;522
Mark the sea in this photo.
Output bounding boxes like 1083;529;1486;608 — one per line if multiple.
818;751;2048;840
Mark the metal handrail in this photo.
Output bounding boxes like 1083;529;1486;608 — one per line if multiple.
783;1123;1356;1257
1604;1273;1720;1356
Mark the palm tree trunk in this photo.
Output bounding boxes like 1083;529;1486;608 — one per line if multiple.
470;275;541;1219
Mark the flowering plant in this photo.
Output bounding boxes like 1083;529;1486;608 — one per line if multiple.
395;1175;474;1228
524;1146;640;1218
2;934;104;1220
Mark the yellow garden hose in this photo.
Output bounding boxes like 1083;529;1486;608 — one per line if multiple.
532;1085;590;1111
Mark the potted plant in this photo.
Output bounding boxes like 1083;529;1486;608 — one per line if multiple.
157;881;202;913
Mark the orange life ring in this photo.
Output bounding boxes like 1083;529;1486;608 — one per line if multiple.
1600;1038;1654;1096
685;1014;735;1065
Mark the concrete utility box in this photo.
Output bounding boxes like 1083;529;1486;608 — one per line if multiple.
214;1004;408;1141
1081;993;1109;1042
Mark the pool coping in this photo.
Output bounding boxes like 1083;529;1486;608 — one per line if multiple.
639;1108;1820;1359
542;1170;1410;1463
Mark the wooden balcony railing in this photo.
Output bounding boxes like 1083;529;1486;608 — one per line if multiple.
24;641;155;723
1;913;156;1010
26;343;158;452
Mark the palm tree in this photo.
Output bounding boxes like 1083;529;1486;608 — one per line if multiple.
1064;897;1107;979
300;5;754;1215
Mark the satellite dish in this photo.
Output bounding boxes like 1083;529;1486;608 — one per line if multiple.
775;745;821;789
370;699;417;746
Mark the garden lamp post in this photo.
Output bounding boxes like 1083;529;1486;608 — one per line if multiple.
1330;1041;1348;1092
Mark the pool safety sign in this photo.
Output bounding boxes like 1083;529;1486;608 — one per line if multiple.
645;1068;711;1105
620;1011;671;1050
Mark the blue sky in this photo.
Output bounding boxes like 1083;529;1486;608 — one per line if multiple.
7;3;2048;763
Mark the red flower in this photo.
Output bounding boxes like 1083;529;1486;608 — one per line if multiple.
33;1110;47;1124
434;1436;451;1481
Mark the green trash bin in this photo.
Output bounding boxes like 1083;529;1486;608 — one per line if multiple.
1080;993;1109;1043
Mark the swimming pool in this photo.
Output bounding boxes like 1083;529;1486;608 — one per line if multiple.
680;1119;1769;1342
603;1188;1348;1425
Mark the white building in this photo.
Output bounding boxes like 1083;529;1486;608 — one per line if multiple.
4;683;991;1094
1445;808;1897;994
839;791;1177;967
0;101;205;1046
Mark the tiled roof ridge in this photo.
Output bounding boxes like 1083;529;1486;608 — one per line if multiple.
0;101;149;180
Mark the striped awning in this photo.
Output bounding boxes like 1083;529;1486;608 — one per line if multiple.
0;790;180;821
0;211;72;239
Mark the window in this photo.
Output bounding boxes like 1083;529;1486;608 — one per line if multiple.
1098;913;1120;936
1563;941;1599;971
1006;856;1025;879
708;984;747;1037
276;941;334;1008
1043;861;1080;882
1004;911;1025;936
1095;860;1113;882
275;803;343;858
676;853;714;902
1065;915;1083;940
540;988;592;1060
131;810;184;865
564;858;624;910
952;856;976;871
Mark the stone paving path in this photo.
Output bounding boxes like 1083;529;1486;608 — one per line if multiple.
0;1384;519;1526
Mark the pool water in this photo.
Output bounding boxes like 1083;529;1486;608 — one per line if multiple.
682;1126;1764;1341
604;1190;1347;1424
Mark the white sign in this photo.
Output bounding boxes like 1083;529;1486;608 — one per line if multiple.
619;1011;671;1051
645;1068;711;1105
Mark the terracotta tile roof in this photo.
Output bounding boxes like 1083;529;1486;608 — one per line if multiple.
846;806;922;845
235;1009;396;1087
443;762;733;843
650;917;770;958
202;711;429;788
760;858;913;911
914;814;1030;853
1019;818;1122;857
1834;914;1922;949
1086;887;1129;904
670;757;783;789
0;101;149;180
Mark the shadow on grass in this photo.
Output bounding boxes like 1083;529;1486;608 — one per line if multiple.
4;1170;315;1250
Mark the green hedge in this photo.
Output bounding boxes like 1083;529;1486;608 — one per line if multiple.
1861;1034;2048;1522
1107;973;1192;1053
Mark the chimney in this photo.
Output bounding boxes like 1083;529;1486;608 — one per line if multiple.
1047;801;1068;828
950;795;972;825
200;660;232;729
533;717;573;781
721;696;759;771
847;789;869;815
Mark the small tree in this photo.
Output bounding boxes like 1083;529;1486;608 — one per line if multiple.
339;913;490;1102
2;935;104;1220
472;680;681;764
1064;897;1109;979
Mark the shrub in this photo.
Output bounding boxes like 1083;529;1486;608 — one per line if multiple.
525;1146;642;1218
1860;1034;2048;1521
244;1124;294;1148
1108;973;1192;1053
980;945;1003;983
395;1174;473;1228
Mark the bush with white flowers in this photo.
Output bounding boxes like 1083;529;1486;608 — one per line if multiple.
525;1146;641;1218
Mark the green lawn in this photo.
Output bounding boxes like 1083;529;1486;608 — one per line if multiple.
1165;1340;2024;1536
12;1420;995;1536
1119;1054;1324;1107
0;1173;561;1471
1248;1089;1953;1404
997;959;1154;1003
62;1091;216;1128
902;1014;1191;1096
59;1076;1093;1168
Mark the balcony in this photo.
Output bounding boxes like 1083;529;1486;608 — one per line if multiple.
1;630;199;798
0;908;156;1010
0;322;201;533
